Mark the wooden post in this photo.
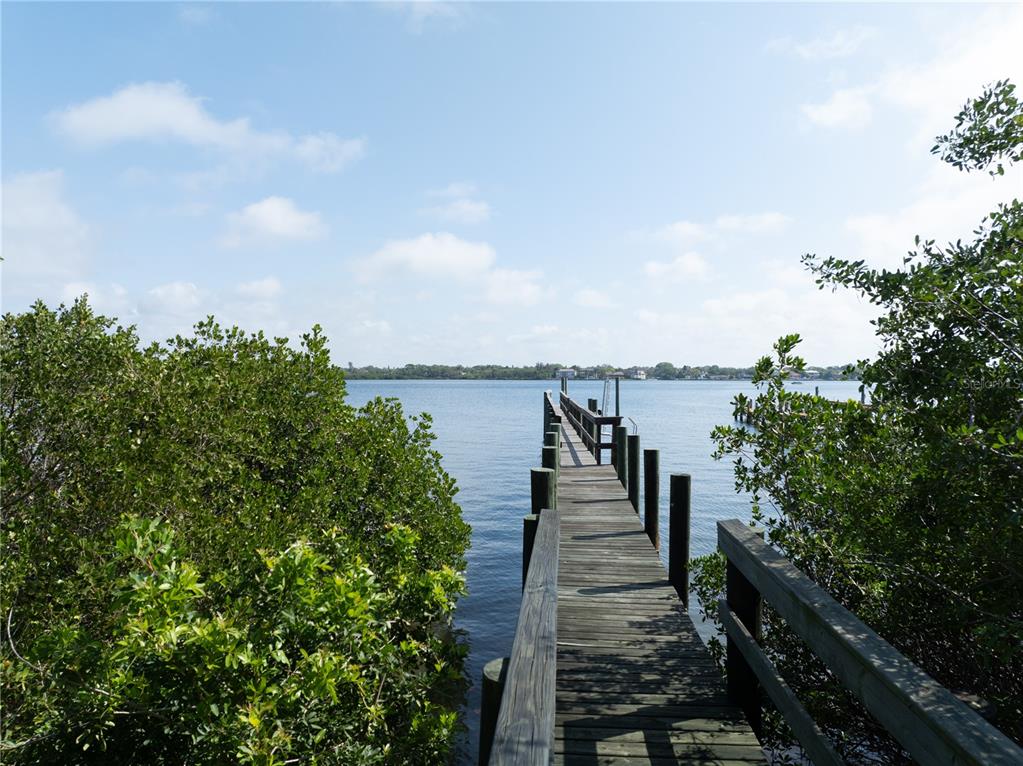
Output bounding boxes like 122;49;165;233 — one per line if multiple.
478;656;509;766
644;449;659;549
541;445;559;490
669;474;691;603
726;557;763;737
530;467;555;516
586;399;598;455
614;425;628;486
522;514;538;590
543;392;549;435
615;377;620;416
546;429;561;473
627;433;640;511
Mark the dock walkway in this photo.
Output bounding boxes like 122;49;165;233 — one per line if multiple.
552;408;766;765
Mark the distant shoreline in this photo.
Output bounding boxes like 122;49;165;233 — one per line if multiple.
343;375;859;382
342;362;858;382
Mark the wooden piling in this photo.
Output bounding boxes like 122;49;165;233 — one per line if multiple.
726;558;763;737
669;473;691;603
587;399;598;449
541;445;559;488
644;449;659;549
627;433;640;511
478;656;510;766
614;425;628;486
530;467;555;515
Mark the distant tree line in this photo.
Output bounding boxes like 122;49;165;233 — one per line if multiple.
343;361;859;381
648;362;857;380
344;362;565;380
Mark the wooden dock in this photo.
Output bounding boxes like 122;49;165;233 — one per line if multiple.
484;389;1022;766
552;407;766;766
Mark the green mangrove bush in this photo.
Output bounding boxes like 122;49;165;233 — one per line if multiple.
694;81;1023;762
1;304;471;764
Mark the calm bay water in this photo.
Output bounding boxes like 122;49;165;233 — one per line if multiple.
343;379;863;763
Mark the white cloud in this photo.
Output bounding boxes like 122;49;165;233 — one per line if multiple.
142;281;203;316
845;162;1021;270
801;87;873;129
700;287;878;364
632;282;878;366
350;318;392;337
356;232;545;307
382;2;466;34
236;276;282;300
507;324;559;343
575;288;616;309
714;212;791;234
293;133;366;173
357;232;495;281
801;6;1023;138
653;220;708;246
54;82;364;173
422;181;490;224
178;5;215;25
646;212;789;247
60;281;131;316
424;198;491;224
222;197;326;247
484;268;544;307
1;170;89;283
767;26;876;60
638;212;789;283
56;82;273;149
428;181;477;198
643;252;709;280
877;7;1023;150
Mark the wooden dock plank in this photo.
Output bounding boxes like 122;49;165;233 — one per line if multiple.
553;409;766;765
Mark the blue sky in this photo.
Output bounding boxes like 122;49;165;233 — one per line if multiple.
3;2;1021;366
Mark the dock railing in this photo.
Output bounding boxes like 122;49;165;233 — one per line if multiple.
558;392;621;464
489;506;559;765
717;519;1023;765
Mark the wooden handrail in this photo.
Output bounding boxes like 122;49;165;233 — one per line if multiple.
558;392;621;464
490;507;560;765
717;519;1023;765
543;390;559;419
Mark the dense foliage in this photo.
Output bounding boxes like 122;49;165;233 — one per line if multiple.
1;304;471;764
693;81;1022;762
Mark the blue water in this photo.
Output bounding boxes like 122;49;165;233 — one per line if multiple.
343;379;863;763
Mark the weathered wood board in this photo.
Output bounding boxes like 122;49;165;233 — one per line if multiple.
554;409;766;765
